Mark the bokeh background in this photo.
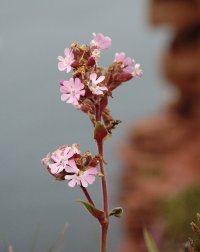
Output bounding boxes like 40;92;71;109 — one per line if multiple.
0;0;171;251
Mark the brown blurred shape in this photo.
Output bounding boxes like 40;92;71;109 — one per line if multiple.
119;1;200;251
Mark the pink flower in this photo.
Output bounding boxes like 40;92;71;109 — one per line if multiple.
132;64;143;78
89;73;107;95
48;146;77;174
114;52;135;73
57;48;75;73
115;52;133;66
114;52;143;78
65;167;98;188
60;78;85;106
90;33;112;50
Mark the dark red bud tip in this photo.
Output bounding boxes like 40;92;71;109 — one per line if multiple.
59;80;65;86
117;72;133;82
81;104;91;113
86;57;96;67
90;158;98;167
71;61;79;68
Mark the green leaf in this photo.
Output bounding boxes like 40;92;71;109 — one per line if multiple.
109;207;123;218
77;200;105;221
144;229;159;252
94;121;108;142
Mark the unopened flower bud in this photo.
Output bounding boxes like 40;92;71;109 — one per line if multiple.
116;72;133;82
71;60;79;68
89;158;99;167
86;57;96;67
59;80;65;86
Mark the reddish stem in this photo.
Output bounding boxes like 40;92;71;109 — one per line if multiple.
80;185;95;207
95;98;109;252
101;222;109;252
97;141;109;218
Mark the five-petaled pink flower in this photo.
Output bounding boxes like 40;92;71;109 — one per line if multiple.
90;33;112;50
60;78;85;106
89;73;107;95
65;166;98;188
49;146;77;174
57;48;75;73
132;64;143;78
114;52;135;73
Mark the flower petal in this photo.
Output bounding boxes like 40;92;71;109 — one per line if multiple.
58;62;66;71
90;73;97;82
61;94;70;102
68;178;78;187
80;177;88;187
124;57;132;66
68;159;79;171
49;163;61;174
64;48;70;57
85;174;95;185
96;76;105;84
74;78;84;90
85;167;98;175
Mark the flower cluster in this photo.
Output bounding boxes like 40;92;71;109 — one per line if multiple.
43;33;142;188
42;145;98;188
57;32;142;131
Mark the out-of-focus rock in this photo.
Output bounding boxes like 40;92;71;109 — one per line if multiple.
163;25;200;94
119;1;200;251
150;0;200;30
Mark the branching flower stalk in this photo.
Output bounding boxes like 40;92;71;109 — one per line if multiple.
42;32;142;252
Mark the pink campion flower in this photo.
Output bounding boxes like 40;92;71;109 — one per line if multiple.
132;64;143;78
60;78;85;106
115;52;133;66
57;48;75;73
114;52;135;73
65;166;98;188
90;33;112;50
49;146;77;174
89;73;107;95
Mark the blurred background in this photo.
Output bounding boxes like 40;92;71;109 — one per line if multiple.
1;0;200;251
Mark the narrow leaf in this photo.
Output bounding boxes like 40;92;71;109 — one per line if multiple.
144;229;159;252
77;200;104;221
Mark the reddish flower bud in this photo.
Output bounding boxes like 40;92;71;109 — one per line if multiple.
71;60;80;68
81;104;91;113
86;57;96;67
59;80;65;86
89;157;99;167
116;72;133;82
